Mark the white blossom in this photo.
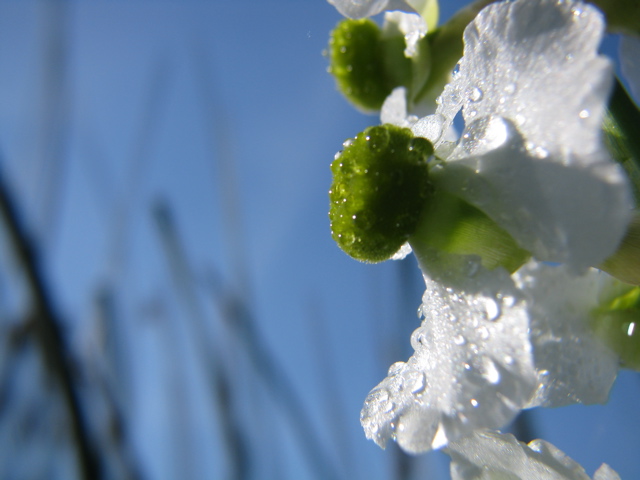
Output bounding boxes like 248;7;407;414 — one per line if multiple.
361;0;632;455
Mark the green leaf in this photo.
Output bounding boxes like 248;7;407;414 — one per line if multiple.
329;125;434;262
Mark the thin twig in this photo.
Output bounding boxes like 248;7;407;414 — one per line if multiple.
0;166;100;480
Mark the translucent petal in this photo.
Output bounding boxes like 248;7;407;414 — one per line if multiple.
448;430;616;480
360;251;536;454
327;0;414;18
380;87;417;127
383;11;427;56
593;464;622;480
458;0;612;158
514;262;621;408
436;115;632;269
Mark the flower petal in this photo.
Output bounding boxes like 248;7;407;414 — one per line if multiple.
431;0;633;269
360;251;536;453
448;430;617;480
515;262;622;408
327;0;414;19
436;115;632;269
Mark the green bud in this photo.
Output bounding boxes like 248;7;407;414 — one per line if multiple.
592;286;640;370
327;19;411;112
329;124;434;263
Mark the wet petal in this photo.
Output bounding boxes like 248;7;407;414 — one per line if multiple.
458;0;612;158
327;0;414;19
448;430;617;480
515;262;622;408
361;251;536;453
436;115;632;269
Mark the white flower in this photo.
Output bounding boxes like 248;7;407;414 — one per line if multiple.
361;0;633;454
447;430;621;480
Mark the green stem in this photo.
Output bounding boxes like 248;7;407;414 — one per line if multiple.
409;189;530;273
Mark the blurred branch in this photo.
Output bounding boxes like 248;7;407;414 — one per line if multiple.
152;198;252;480
0;166;101;480
206;267;345;480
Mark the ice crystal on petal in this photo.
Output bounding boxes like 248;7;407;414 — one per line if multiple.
430;0;633;270
360;251;536;454
448;430;619;480
514;262;622;408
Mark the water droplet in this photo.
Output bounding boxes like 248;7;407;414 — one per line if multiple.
477;326;490;340
383;400;395;413
470;398;479;407
627;322;636;337
411;328;428;350
515;114;526;126
339;45;347;53
485;298;501;321
482;357;501;384
388;361;405;376
501;295;516;308
342;138;354;148
504;355;514;365
503;83;516;95
470;87;483;102
579;109;590;119
405;371;427;394
453;335;467;346
334;151;342;160
531;145;549;158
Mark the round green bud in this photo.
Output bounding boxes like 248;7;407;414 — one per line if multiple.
329;124;434;263
327;19;410;112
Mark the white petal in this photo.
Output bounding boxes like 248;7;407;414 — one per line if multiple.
514;262;622;408
458;0;611;158
383;11;427;56
327;0;413;18
436;115;632;269
448;430;612;480
360;251;536;453
593;464;622;480
380;87;416;127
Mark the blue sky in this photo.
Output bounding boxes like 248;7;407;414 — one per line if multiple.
0;1;637;479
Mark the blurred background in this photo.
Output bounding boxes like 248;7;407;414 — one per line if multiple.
0;1;637;479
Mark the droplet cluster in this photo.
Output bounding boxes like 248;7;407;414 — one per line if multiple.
329;124;434;263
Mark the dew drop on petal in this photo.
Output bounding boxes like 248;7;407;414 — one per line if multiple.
470;87;484;102
454;334;467;346
503;82;516;95
484;298;501;321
